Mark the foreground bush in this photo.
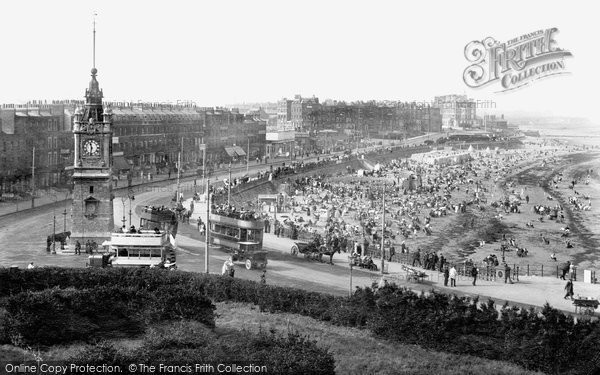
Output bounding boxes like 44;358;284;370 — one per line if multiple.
1;267;599;373
69;321;336;374
3;284;215;346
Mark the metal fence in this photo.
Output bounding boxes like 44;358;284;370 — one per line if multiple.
365;248;586;283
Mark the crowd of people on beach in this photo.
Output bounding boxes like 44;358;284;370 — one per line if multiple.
242;140;595;289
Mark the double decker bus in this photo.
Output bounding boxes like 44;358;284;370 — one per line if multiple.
91;206;178;269
139;206;178;237
209;213;267;270
106;230;177;269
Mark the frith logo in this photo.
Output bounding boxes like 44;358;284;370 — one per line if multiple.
463;28;573;92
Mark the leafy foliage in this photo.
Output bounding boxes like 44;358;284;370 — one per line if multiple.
1;267;599;373
69;321;336;374
3;283;214;346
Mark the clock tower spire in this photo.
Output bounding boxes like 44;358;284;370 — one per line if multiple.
71;14;114;245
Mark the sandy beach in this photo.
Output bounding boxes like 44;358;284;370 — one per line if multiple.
276;137;599;277
431;139;599;272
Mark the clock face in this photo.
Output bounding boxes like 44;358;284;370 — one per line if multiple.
83;140;100;157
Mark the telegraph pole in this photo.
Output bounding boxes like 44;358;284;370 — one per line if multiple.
52;195;56;254
31;147;35;208
227;163;232;205
246;138;250;174
128;198;132;227
201;137;206;193
205;180;210;273
380;184;386;275
176;150;181;202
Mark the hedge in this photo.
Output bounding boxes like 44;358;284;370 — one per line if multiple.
1;267;599;374
68;321;336;374
3;283;215;346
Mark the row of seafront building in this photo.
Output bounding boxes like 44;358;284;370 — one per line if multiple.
0;94;508;194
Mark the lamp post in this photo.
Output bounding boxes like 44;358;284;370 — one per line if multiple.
63;191;69;233
349;259;354;297
246;137;250;174
205;180;210;274
62;208;67;232
51;194;57;254
127;189;135;227
380;184;386;275
120;196;126;228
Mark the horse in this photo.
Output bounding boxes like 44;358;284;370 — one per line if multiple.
319;245;341;265
46;231;71;251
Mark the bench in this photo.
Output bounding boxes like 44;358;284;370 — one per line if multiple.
573;298;599;315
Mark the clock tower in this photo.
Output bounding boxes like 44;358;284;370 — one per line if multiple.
71;26;114;245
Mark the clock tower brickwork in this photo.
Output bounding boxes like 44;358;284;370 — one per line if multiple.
70;66;114;245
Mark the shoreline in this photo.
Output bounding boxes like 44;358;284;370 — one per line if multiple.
463;147;599;271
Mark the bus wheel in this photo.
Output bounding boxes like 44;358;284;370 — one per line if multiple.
245;259;253;270
291;245;299;256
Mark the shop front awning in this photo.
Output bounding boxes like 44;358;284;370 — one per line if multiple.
232;146;246;156
224;147;237;157
113;156;131;170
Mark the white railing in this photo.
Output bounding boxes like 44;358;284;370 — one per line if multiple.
110;231;166;247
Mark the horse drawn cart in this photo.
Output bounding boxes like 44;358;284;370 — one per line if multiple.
289;233;338;264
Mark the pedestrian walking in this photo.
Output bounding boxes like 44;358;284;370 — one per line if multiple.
222;257;235;277
560;261;571;280
564;279;574;300
471;266;478;286
388;246;395;262
449;265;457;287
75;240;81;255
412;248;422;267
443;265;449;287
504;263;513;284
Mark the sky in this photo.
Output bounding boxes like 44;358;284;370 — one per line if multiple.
0;0;598;123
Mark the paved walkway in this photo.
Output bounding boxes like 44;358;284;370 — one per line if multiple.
268;233;600;315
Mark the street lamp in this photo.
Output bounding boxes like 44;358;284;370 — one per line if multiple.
128;192;135;228
62;208;67;233
51;194;57;254
349;257;354;297
120;196;127;228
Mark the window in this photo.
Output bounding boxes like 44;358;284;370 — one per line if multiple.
89;186;94;194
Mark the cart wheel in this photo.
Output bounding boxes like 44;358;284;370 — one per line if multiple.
291;245;299;256
245;259;253;270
